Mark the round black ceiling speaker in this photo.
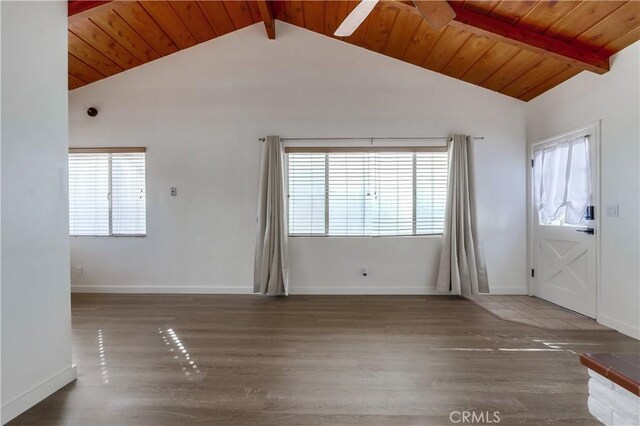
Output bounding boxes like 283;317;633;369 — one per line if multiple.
87;107;98;117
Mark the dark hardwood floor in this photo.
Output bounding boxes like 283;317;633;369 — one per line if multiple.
11;294;639;425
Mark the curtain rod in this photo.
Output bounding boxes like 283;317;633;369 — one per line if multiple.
258;136;485;142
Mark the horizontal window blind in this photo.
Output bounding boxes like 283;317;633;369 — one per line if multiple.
112;153;146;235
328;153;369;235
416;152;448;234
288;153;326;234
69;153;110;236
371;153;414;236
69;149;146;236
287;150;448;236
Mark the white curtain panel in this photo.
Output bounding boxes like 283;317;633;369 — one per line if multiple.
254;136;290;296
533;135;591;225
436;135;489;295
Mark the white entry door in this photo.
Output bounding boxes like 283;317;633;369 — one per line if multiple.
531;127;598;318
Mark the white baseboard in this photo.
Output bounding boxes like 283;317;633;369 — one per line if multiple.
1;365;77;425
597;314;640;340
71;285;253;294
289;286;440;295
487;287;529;295
72;285;442;295
72;285;529;296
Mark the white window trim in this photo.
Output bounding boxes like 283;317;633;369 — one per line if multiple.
69;147;147;238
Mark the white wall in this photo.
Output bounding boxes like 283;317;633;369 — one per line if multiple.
527;42;640;339
69;21;527;295
1;1;76;423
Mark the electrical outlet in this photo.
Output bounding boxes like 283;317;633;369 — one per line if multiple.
75;266;83;277
606;205;619;217
170;187;177;197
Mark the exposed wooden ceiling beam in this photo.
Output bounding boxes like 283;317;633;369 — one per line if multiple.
68;1;135;24
68;1;111;17
256;0;276;40
449;4;609;74
389;1;610;74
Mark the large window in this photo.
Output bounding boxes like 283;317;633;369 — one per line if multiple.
69;148;146;236
287;149;448;236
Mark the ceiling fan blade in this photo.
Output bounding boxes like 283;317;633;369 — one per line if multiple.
334;0;379;37
413;0;456;30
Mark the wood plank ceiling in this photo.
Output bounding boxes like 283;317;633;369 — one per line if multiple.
68;1;640;101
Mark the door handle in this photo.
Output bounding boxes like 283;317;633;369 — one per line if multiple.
576;228;595;235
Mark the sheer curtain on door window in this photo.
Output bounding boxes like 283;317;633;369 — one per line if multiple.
533;135;591;226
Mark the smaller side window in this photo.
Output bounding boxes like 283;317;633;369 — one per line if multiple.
69;148;146;236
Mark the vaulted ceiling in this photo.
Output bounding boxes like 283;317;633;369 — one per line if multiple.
68;1;640;101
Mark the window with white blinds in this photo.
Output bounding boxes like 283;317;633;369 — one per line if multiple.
287;149;448;236
69;148;146;236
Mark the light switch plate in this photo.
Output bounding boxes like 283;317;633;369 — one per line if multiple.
606;205;619;217
170;187;177;197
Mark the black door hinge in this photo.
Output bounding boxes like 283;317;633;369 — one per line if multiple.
531;269;535;277
531;159;534;167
